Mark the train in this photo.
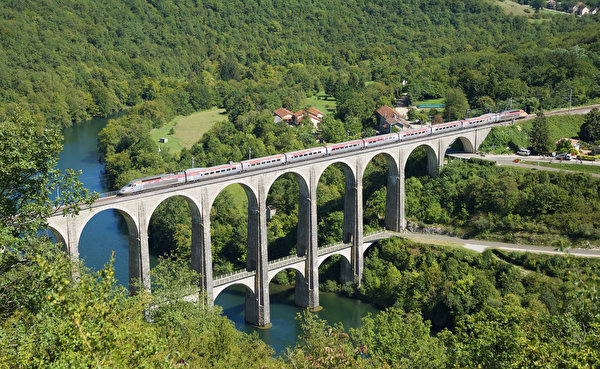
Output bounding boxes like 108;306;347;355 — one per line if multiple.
117;109;527;195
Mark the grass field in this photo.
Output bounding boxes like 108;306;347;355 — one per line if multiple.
150;108;227;152
523;161;600;175
414;97;445;106
487;0;531;16
304;92;336;115
519;114;585;142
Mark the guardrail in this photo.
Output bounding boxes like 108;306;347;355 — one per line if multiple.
213;269;255;286
212;230;402;285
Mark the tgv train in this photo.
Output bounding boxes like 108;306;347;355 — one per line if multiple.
118;109;527;195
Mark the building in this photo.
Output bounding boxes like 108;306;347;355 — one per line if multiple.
376;105;411;133
273;108;293;124
274;106;324;128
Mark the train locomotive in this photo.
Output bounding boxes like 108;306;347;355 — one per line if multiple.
118;109;526;195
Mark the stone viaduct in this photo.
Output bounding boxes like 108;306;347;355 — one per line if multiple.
47;125;492;327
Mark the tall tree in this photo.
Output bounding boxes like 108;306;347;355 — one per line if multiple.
0;110;97;243
579;107;600;143
444;88;469;121
529;112;553;154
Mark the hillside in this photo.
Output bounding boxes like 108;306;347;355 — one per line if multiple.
1;0;599;128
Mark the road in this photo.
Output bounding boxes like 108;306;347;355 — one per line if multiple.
520;104;600;122
403;232;600;258
449;153;600;178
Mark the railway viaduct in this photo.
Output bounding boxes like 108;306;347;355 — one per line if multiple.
47;125;493;327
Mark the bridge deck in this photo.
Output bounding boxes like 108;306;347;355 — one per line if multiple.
212;230;401;286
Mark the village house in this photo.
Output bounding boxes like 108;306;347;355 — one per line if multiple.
376;105;411;134
274;106;324;128
273;107;293;124
570;2;591;15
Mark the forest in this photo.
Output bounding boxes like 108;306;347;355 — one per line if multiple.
2;0;600;366
1;0;600;129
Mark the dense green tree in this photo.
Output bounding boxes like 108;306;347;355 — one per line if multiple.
444;88;469;121
579;107;600;143
0;110;96;241
320;115;346;143
529;112;553;153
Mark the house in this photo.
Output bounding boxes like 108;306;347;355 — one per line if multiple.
556;137;580;150
376;105;411;133
546;0;556;9
275;106;324;128
273;108;293;124
592;8;598;15
159;137;168;143
592;146;600;155
570;2;591;15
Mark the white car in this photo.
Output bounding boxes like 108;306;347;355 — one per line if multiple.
516;149;530;156
556;153;571;160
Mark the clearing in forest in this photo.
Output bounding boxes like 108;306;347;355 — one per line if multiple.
150;108;228;152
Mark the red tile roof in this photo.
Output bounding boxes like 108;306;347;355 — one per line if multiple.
307;107;324;116
274;108;293;118
376;105;398;118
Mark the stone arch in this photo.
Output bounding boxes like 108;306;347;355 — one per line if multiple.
403;143;439;177
267;265;306;285
264;170;310;199
444;136;475;154
144;192;202;267
207;180;259;212
47;226;67;252
213;282;256;303
76;204;139;244
315;160;356;188
316;160;358;245
143;192;201;230
317;252;351;269
360;151;400;232
76;206;143;294
264;170;310;262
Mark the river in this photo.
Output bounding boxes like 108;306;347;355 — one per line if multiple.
58;116;378;354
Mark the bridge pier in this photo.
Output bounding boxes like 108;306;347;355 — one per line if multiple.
190;204;213;304
342;174;363;284
295;176;319;309
246;189;270;327
128;227;150;295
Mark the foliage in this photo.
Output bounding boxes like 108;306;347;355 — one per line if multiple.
0;110;97;242
406;159;600;247
529;112;553;153
579;107;600;143
444;88;469;121
286;311;370;368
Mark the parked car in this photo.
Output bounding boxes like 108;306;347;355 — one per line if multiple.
556;153;571;160
516;149;530;156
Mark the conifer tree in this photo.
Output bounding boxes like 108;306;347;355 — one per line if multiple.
529;112;552;154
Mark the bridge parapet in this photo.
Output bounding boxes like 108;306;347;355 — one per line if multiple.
214;270;256;287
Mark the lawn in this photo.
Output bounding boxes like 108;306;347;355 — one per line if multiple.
523;161;600;175
304;92;336;115
519;114;585;142
486;0;531;16
150;108;227;152
414;97;445;107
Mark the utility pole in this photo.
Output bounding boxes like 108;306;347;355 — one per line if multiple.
465;109;470;119
192;156;195;167
509;97;513;110
569;88;572;112
248;147;252;160
346;130;350;141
